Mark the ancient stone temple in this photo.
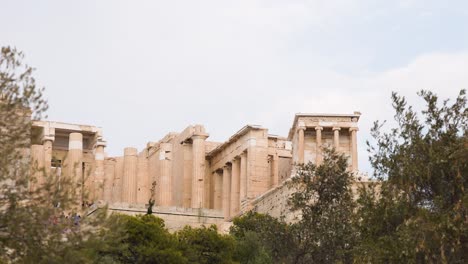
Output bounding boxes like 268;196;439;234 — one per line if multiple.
29;112;361;231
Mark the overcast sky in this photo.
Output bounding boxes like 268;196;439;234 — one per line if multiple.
2;0;467;174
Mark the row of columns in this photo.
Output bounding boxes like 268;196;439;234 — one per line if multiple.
114;129;210;207
214;151;248;220
32;132;106;204
297;126;359;171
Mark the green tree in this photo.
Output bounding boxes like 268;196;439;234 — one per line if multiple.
176;225;236;264
0;46;117;263
355;90;467;263
230;211;294;263
289;149;357;264
113;214;186;264
233;231;272;264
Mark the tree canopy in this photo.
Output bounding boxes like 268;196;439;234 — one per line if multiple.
355;89;467;263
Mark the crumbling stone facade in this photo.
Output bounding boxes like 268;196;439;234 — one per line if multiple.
29;112;361;230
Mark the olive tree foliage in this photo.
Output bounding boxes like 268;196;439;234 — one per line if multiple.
355;90;467;263
288;149;357;264
176;225;236;264
0;46;47;188
230;211;295;263
0;46;112;263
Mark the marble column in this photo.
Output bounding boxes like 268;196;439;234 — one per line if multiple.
230;157;240;217
333;127;341;150
239;152;247;200
136;151;150;205
222;165;231;220
213;170;223;210
297;126;306;164
112;157;123;203
30;144;44;192
271;154;279;187
103;159;115;202
182;142;192;208
68;133;83;185
159;143;172;206
350;127;359;171
204;160;212;209
42;137;54;176
315;127;323;165
122;147;138;203
94;141;106;201
191;133;208;208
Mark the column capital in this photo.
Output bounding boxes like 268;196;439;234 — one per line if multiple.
332;127;341;131
95;140;107;148
315;126;323;131
192;133;209;140
349;127;359;132
192;125;209;140
41;135;55;143
297;126;306;131
124;147;138;156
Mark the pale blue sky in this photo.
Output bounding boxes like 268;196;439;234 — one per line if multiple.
1;0;467;175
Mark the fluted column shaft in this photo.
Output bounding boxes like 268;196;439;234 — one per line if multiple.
222;165;231;220
43;139;53;175
239;152;247;200
94;143;105;200
182;143;192;208
68;133;83;185
103;159;115;202
333;127;341;150
315;127;323;165
122;147;138;203
271;154;279;187
30;145;44;192
213;170;223;210
230;158;240;217
297;126;306;164
112;157;123;203
159;144;172;206
350;127;359;171
191;134;208;208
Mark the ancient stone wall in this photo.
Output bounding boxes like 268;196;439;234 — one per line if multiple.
250;180;299;223
108;205;226;232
